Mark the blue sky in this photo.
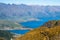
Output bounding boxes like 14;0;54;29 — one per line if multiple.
0;0;60;5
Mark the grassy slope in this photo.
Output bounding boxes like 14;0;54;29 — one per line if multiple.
0;20;22;29
16;20;60;40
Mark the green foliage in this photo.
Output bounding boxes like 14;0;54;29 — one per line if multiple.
0;30;13;40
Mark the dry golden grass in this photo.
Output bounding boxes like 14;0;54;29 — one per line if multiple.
16;20;60;40
0;37;4;40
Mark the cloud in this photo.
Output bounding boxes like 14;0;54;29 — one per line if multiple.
20;18;40;22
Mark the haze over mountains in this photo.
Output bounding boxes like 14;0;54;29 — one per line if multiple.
0;3;60;22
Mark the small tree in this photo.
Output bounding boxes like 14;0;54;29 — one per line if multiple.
0;30;13;40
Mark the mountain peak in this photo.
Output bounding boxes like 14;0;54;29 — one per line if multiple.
19;4;28;6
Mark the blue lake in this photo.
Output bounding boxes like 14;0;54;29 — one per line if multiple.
9;30;30;34
9;21;47;34
9;17;60;34
20;21;47;28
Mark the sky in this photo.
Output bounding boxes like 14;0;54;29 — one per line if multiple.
0;0;60;5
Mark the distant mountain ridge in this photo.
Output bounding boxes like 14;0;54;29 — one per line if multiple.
0;3;60;21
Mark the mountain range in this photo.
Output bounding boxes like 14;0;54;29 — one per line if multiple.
0;3;60;21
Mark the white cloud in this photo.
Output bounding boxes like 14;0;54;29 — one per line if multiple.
20;18;41;22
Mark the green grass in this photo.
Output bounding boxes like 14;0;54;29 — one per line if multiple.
0;20;22;29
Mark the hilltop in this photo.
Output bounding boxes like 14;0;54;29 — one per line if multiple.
16;20;60;40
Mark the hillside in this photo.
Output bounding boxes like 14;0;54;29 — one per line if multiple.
0;20;22;30
0;30;13;40
16;20;60;40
